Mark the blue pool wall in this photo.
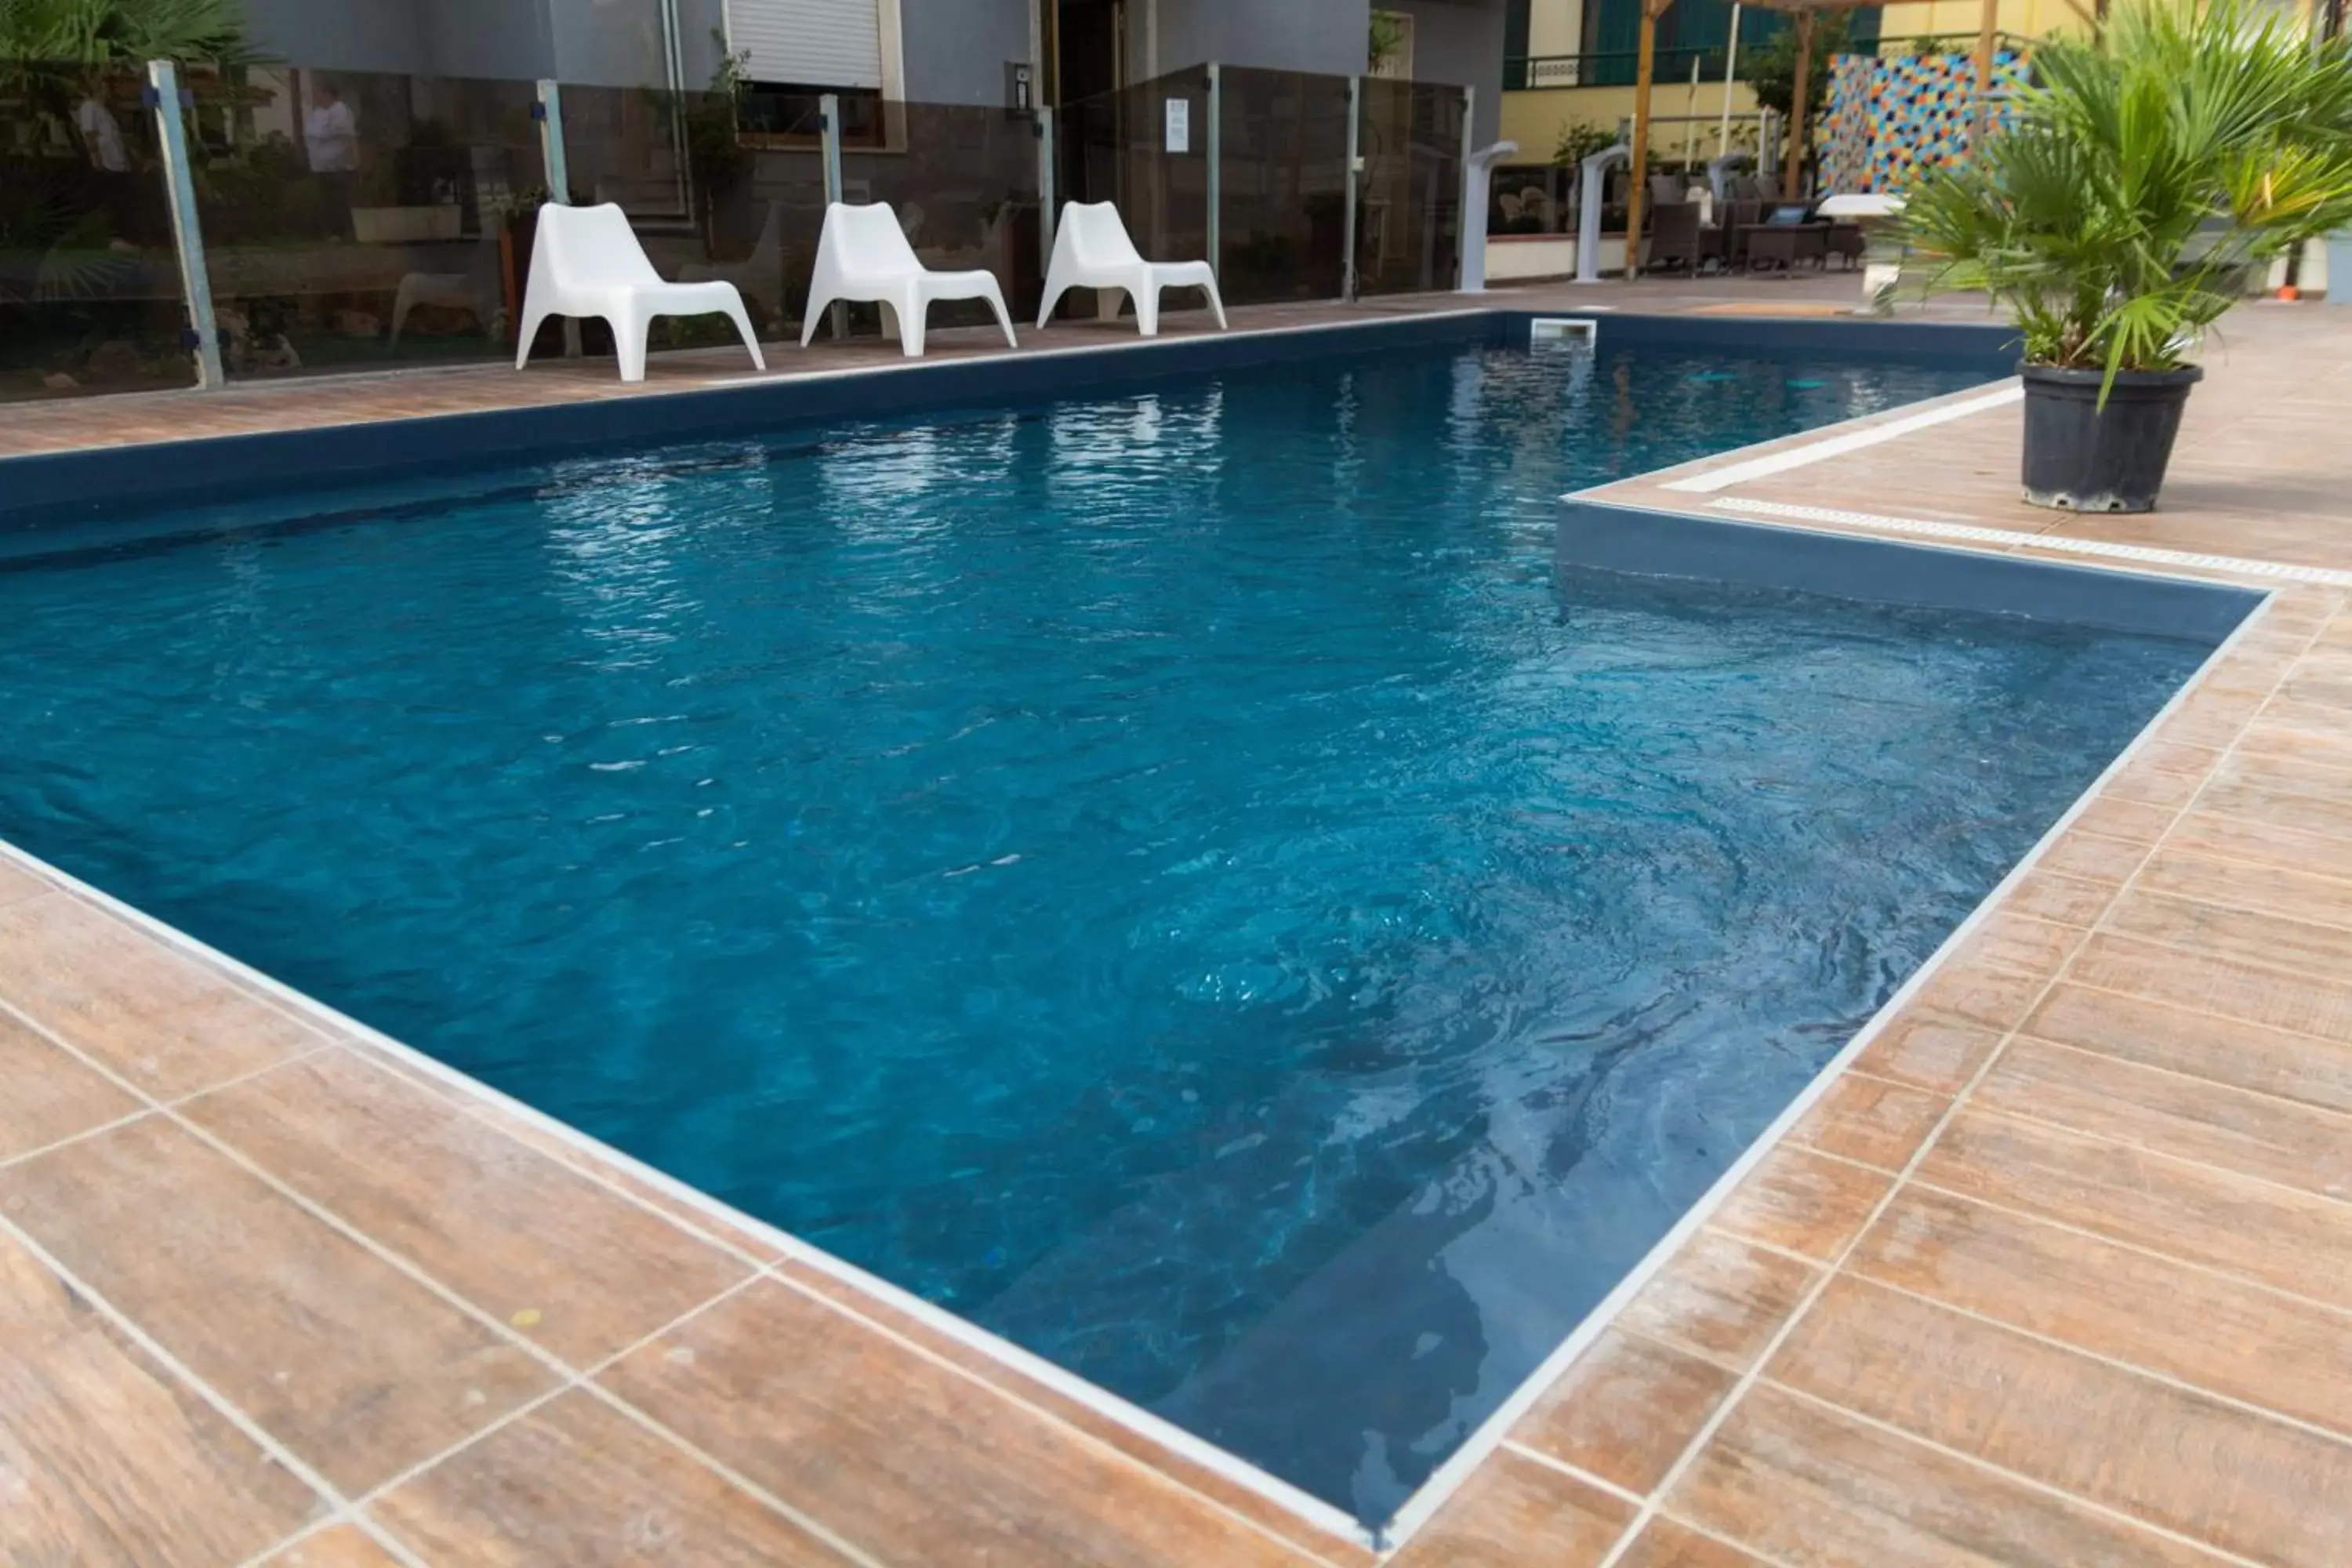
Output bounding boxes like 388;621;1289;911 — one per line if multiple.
1557;503;2264;645
0;310;2019;525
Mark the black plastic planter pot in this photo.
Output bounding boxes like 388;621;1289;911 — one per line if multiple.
2019;362;2202;514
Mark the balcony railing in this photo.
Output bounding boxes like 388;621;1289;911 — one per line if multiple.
1504;33;2034;93
1504;49;1734;91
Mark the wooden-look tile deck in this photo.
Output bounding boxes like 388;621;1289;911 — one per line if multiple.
5;285;2352;1565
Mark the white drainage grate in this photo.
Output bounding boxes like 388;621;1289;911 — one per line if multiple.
1529;317;1599;342
1708;496;2352;588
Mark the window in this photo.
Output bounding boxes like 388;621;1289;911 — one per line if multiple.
726;0;884;91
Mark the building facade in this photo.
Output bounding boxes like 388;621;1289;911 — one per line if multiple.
237;0;1504;143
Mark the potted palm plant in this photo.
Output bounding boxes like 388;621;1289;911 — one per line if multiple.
1905;2;2352;512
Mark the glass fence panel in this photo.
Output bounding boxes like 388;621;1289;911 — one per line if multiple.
1055;69;1209;325
1215;67;1349;307
835;98;1046;336
2;60;193;401
1356;78;1464;296
180;66;543;380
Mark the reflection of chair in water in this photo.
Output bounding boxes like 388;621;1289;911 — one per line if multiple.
390;230;506;346
680;200;786;324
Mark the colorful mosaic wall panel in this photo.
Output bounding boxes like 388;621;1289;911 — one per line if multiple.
1820;49;2029;194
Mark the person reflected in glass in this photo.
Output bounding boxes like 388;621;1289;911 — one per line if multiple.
304;78;359;240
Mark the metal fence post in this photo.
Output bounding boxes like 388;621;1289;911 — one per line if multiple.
821;93;848;340
1204;63;1221;278
1039;104;1057;284
1456;86;1475;292
533;81;581;357
1342;73;1362;303
535;80;569;202
147;60;223;390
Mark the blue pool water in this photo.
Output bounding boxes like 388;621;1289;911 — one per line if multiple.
0;342;2212;1523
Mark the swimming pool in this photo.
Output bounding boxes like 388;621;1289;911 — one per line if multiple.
0;324;2234;1526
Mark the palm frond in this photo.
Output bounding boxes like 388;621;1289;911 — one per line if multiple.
1904;0;2352;397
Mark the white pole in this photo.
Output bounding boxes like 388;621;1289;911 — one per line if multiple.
1717;2;1742;156
1686;53;1700;169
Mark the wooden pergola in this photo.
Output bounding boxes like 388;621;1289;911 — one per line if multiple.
1618;0;2014;279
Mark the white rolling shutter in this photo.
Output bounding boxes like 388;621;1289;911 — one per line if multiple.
727;0;884;89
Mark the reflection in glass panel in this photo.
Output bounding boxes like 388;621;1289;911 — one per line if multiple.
2;60;194;401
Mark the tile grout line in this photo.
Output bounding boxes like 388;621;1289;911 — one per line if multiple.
1955;1095;2352;1222
764;1269;1367;1568
2080;914;2352;988
1752;1381;2274;1568
1588;595;2328;1568
340;1265;898;1568
1804;1265;2352;1453
0;1106;154;1173
2005;1027;2352;1127
0;990;897;1568
328;1043;778;1275
1893;1173;2352;1326
0;1209;397;1563
2049;969;2352;1054
1494;1439;1646;1505
563;1378;903;1568
2125;862;2352;931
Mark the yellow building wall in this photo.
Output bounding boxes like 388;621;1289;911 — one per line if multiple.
1501;82;1765;165
1875;0;2092;45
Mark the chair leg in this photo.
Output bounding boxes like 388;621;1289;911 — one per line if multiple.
718;295;766;372
514;306;553;369
978;280;1018;349
1036;283;1067;331
1134;281;1160;338
1203;276;1229;331
391;278;418;347
800;289;835;348
614;307;649;383
897;287;926;358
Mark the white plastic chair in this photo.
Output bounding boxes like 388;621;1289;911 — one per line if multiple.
800;201;1016;358
1037;201;1227;337
515;202;764;383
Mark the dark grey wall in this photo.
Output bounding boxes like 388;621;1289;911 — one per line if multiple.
423;0;557;81
1155;0;1367;78
243;0;430;73
1385;0;1504;143
546;0;671;85
1149;0;1501;143
902;0;1030;103
244;0;684;85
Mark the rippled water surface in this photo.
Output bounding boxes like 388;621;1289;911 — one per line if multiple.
0;343;2211;1522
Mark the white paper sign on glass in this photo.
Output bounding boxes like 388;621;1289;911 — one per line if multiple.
1164;97;1189;154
